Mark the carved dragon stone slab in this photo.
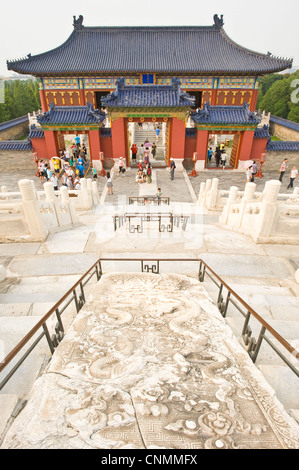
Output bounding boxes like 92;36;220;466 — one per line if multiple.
2;273;299;449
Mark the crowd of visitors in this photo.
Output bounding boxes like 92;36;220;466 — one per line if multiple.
36;137;89;190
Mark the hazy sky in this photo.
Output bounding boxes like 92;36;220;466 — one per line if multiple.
1;0;298;77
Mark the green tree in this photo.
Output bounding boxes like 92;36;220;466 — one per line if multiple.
0;79;41;123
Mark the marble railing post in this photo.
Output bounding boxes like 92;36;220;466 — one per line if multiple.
206;178;219;210
78;178;92;210
92;181;100;205
204;179;211;206
197;182;206;205
18;179;48;240
238;182;256;228
219;186;239;224
253;180;281;241
60;186;79;224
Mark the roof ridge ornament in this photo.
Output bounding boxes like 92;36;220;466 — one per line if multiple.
73;15;84;30
213;14;224;29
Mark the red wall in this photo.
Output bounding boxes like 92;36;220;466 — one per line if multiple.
170;118;185;159
238;130;255;162
111;118;127;161
100;136;113;158
184;136;197;159
44;130;59;158
250;138;268;161
196;130;209;163
89;129;101;161
31;138;48;159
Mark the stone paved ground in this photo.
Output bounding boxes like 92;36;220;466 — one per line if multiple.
1;153;299;422
1;159;298;197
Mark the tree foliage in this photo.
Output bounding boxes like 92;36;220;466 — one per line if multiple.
0;79;41;123
257;70;299;123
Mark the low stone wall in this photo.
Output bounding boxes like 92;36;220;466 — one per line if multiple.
263;151;299;172
0;150;37;172
0;122;29;140
271;122;299;141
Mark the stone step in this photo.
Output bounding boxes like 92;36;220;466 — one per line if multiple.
258;365;299;411
0;395;19;443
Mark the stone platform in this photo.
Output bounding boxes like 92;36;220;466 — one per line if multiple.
2;273;299;449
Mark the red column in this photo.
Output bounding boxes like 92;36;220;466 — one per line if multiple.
39;90;48;112
169;118;186;161
111;118;127;162
196;129;209;167
250;90;258;111
44;130;59;158
88;129;101;163
238;130;255;163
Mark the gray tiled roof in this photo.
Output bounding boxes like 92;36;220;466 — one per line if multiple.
101;78;195;108
266;141;299;151
37;103;105;125
6;16;292;75
191;102;260;125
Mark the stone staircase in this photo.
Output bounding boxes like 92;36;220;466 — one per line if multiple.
202;276;299;420
130;123;166;162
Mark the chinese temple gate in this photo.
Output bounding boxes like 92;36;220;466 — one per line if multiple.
7;14;292;170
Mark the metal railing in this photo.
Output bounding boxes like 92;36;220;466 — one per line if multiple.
128;196;170;205
0;257;298;393
113;213;189;233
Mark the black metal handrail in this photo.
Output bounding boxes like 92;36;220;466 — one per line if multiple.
0;257;298;393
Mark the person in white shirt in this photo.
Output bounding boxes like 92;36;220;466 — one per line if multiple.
287;166;298;189
51;174;58;190
74;175;81;190
221;152;227;169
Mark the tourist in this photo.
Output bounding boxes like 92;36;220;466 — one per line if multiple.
147;163;152;183
53;157;60;174
66;165;74;178
144;147;150;165
156;126;160;142
131;144;138;162
118;157;125;174
82;143;87;159
75;135;80;147
67;175;74;190
220;142;225;153
135;170;143;184
45;164;52;181
279;158;288;182
74;175;81;190
151;142;157;159
106;171;113;194
38;160;45;183
170;158;176;180
155;187;163;201
138;160;143;171
64;148;70;161
221;152;227;170
252;161;258;181
215;146;221;167
287;166;298;189
246;165;253;182
139;144;144;160
78;162;85;177
92;166;98;178
51;173;59;190
61;171;68;186
207;147;213;163
69;155;74;168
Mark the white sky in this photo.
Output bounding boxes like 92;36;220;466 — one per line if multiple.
1;0;298;77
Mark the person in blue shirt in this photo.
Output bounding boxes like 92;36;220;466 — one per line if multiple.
207;147;213;163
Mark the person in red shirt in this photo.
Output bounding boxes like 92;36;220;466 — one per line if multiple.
131;144;138;162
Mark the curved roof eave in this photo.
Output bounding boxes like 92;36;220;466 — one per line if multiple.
6;23;293;76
